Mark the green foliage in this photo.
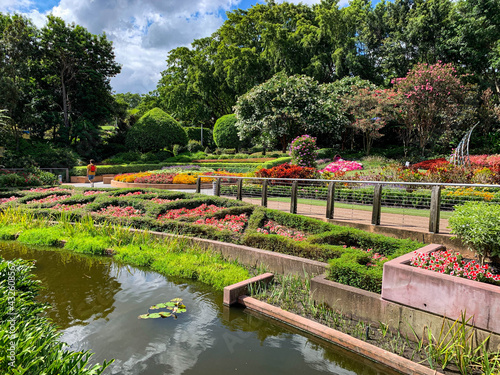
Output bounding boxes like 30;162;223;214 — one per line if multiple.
213;114;241;149
0;257;112;374
187;140;203;153
234;72;347;152
64;235;111;255
184;127;215;148
449;202;500;263
126;108;188;153
17;227;65;246
138;298;186;319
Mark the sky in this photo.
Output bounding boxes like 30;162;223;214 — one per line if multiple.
0;0;329;95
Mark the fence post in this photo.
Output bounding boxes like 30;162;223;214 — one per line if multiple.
290;181;298;214
215;178;221;196
372;184;383;225
261;179;268;207
429;185;442;233
196;177;201;193
326;182;335;219
237;179;243;200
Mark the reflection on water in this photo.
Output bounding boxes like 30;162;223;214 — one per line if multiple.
0;241;396;375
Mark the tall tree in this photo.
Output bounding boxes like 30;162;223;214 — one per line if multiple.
40;16;121;145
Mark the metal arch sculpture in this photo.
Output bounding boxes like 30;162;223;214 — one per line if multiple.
451;122;479;167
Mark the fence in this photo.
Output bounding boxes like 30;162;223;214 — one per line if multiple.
195;176;500;234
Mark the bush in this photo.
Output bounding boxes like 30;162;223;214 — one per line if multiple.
289;135;319;168
187;140;203;153
213;114;240;150
126;108;188;152
449;202;500;263
184;127;215;148
255;163;318;180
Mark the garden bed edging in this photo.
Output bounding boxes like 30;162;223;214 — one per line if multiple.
110;180;213;190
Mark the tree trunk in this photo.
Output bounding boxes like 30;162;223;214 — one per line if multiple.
61;71;69;129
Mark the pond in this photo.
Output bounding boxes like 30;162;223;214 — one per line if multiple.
0;242;397;375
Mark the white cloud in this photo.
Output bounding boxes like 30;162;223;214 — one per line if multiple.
1;0;339;94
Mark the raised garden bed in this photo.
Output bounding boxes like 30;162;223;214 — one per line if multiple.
381;244;500;334
110;180;213;190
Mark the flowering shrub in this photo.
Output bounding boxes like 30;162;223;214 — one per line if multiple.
470;155;500;167
27;187;68;193
257;220;307;241
411;158;449;170
194;214;248;233
289;135;319;168
445;187;494;201
94;205;144;217
150;198;178;204
51;203;89;211
157;204;225;220
0;196;18;204
410;250;500;285
117;191;143;197
342;245;388;266
134;173;175;184
83;190;107;196
26;194;70;205
114;172;152;183
319;159;363;174
255;163;318;180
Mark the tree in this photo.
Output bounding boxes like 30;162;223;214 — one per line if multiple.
342;87;399;155
234;72;347;152
393;61;465;156
126;108;187;153
40;16;121;145
213;114;241;149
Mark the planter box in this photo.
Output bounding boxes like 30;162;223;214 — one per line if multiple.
382;244;500;334
70;175;103;183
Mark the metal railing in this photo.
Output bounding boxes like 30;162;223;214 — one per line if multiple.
195;176;500;234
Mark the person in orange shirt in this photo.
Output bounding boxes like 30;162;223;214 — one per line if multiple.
87;159;96;187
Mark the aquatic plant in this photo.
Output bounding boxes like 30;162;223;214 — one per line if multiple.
138;298;186;319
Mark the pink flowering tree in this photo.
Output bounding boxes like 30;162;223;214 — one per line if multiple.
342;87;399;155
392;62;466;156
289;135;319;168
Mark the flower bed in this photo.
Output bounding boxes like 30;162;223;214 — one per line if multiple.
319;159;363;174
93;205;144;217
83;190;107;196
410;249;500;285
0;196;18;204
257;220;307;241
382;244;500;334
51;203;89;211
157;204;225;220
194;214;248;233
26;194;70;205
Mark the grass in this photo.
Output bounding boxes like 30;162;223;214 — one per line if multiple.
266;197;453;219
0;210;250;290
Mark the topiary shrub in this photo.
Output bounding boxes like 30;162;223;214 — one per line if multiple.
126;108;188;153
449;202;500;264
213;114;240;150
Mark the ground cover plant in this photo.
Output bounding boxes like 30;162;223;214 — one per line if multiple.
0;256;113;374
0;186;425;293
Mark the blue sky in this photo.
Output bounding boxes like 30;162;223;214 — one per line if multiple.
1;0;327;94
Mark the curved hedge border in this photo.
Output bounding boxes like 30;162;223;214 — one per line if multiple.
1;187;424;293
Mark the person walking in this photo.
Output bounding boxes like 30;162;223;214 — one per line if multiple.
87;159;97;187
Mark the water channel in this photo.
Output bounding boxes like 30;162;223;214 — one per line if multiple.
1;241;398;375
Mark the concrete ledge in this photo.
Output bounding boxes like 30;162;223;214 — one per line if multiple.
70;175;104;183
238;295;444;375
382;244;500;334
110;180;213;190
311;274;500;350
223;273;274;306
103;177;114;184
